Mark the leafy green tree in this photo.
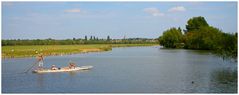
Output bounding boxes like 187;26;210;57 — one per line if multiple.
159;16;237;59
215;32;237;59
186;16;209;32
159;27;183;48
184;26;222;50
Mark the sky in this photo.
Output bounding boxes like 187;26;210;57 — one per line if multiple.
2;2;237;39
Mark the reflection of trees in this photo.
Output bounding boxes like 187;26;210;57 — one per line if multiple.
215;70;237;84
209;69;237;93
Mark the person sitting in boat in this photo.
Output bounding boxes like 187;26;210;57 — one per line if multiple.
69;62;76;69
51;65;57;70
36;53;44;70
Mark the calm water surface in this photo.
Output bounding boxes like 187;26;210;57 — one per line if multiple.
2;46;237;93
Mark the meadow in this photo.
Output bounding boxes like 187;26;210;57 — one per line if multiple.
2;44;157;58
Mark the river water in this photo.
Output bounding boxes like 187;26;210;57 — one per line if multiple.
2;46;237;93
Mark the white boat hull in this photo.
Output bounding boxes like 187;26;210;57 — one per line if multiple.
32;66;93;73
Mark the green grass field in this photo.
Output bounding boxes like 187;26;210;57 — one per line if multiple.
2;44;158;58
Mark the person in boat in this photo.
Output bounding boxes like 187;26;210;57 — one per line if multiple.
69;62;76;69
51;65;58;70
37;54;44;69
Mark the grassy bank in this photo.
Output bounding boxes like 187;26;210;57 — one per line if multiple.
2;44;158;58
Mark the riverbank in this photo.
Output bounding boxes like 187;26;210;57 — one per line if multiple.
2;44;158;58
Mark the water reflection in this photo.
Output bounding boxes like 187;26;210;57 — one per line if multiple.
69;72;77;77
210;69;237;93
36;74;44;89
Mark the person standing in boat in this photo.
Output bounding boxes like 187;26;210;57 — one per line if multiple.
37;53;44;69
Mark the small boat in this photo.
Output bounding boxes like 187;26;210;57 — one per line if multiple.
32;66;93;73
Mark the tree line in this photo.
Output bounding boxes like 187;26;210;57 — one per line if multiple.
2;36;158;46
159;16;237;59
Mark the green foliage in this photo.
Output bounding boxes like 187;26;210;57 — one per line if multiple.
2;38;158;46
159;27;183;48
184;26;223;50
186;16;209;32
184;17;237;59
214;33;238;59
159;16;237;60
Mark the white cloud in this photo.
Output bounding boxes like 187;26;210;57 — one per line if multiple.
168;6;186;12
143;8;164;16
64;9;81;13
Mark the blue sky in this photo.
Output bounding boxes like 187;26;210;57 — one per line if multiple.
2;2;237;39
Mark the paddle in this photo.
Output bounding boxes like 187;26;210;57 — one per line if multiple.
24;61;40;73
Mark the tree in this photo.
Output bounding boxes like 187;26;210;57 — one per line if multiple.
178;27;182;33
107;35;111;41
84;36;87;41
184;26;222;50
185;16;209;32
215;32;238;59
90;36;93;40
184;16;237;59
159;27;183;48
158;16;237;59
